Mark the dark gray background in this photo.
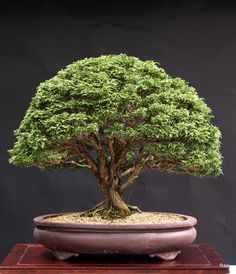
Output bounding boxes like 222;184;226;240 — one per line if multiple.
1;0;236;263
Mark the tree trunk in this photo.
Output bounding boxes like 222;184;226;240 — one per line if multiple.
106;186;130;212
80;180;141;218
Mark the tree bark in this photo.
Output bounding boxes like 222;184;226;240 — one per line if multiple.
81;180;142;218
106;186;130;212
75;135;144;218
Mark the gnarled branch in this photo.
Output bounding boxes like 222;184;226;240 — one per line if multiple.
119;153;151;194
76;142;98;174
120;166;136;178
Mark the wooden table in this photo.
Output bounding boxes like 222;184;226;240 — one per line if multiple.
0;244;229;273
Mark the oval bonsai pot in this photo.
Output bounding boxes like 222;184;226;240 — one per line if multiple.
33;212;197;261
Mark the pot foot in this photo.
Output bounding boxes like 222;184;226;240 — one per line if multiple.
149;250;181;261
51;250;79;260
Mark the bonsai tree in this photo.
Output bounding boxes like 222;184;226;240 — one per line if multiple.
9;54;222;218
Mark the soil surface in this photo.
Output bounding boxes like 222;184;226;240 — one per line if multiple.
46;212;185;225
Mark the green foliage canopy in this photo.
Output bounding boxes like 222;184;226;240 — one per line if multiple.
9;54;222;177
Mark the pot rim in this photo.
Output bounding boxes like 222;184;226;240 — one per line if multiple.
34;212;197;230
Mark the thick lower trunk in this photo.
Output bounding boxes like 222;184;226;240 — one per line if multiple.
81;184;141;218
107;186;130;212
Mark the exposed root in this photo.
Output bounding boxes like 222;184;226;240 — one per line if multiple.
127;204;142;213
80;200;108;217
80;201;142;219
104;205;112;218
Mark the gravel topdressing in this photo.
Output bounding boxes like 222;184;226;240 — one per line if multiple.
45;212;185;225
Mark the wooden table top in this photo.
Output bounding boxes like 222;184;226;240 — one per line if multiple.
0;243;229;273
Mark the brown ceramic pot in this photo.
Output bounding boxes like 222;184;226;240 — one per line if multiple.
33;212;197;261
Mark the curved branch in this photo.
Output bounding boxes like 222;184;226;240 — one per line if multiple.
66;160;89;168
150;162;202;175
76;142;98;174
120;166;135;178
114;138;136;169
119;152;151;193
119;165;143;194
84;135;100;150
